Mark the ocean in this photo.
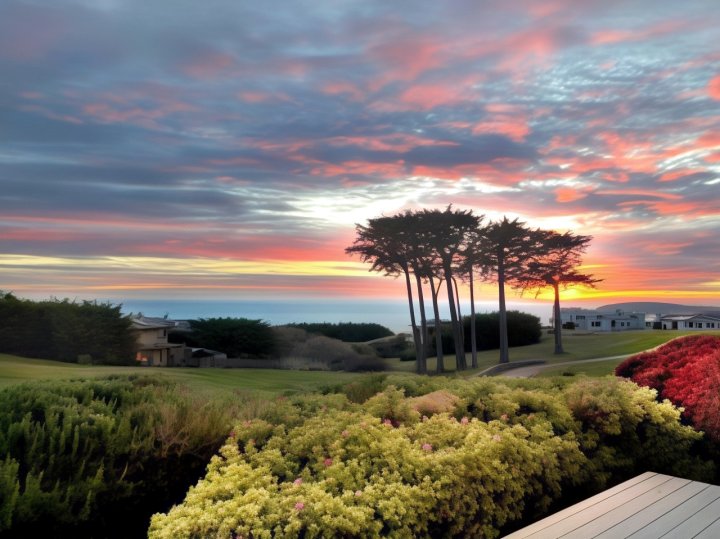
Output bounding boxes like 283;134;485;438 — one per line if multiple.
118;298;553;334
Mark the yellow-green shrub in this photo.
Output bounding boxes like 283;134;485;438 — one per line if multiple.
150;377;711;538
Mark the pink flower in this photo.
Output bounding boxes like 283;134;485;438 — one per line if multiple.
422;415;429;422
295;502;305;511
500;414;509;421
460;417;469;425
383;419;393;427
422;443;433;452
229;430;236;438
341;430;350;438
323;457;333;467
293;478;303;486
492;434;502;442
355;490;362;497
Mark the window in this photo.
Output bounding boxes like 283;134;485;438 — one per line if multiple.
576;315;586;320
591;321;601;327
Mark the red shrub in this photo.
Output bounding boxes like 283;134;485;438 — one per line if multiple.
615;336;720;441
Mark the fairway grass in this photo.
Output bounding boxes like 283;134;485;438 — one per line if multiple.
0;354;362;396
387;329;720;375
3;330;719;393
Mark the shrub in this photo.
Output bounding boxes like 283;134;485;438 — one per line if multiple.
0;376;240;538
189;317;276;358
285;322;394;342
288;336;383;371
0;292;136;364
149;377;712;539
432;311;542;354
615;335;720;442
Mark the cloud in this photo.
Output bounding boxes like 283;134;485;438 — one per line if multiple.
1;0;719;304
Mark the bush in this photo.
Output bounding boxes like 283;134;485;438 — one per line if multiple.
149;377;712;539
289;336;384;371
367;334;414;358
431;311;542;354
285;322;394;342
189;317;276;358
616;335;720;442
0;292;136;364
0;376;240;538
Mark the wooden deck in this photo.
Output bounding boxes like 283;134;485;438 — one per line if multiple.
503;472;720;538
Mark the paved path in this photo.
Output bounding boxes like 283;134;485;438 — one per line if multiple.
494;354;631;378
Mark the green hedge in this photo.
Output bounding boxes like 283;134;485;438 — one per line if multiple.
0;292;136;364
285;322;394;342
0;376;238;538
149;376;712;538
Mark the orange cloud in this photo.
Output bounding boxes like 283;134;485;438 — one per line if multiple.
554;187;587;203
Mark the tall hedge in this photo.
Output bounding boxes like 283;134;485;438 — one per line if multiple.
149;376;712;539
0;292;136;364
285;322;394;342
188;317;276;358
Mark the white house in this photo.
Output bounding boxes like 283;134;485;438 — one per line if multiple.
660;314;720;330
557;308;646;331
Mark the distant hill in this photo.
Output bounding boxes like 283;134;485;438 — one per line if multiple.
598;302;720;314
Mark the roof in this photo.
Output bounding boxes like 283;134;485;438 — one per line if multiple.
503;472;720;538
661;313;720;322
130;314;177;330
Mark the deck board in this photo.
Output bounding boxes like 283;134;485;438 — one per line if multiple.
502;473;720;539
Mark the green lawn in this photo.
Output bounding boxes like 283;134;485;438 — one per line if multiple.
3;330;719;393
0;353;362;396
388;329;720;375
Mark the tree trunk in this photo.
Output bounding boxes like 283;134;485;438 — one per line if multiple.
497;253;510;364
444;266;465;370
413;270;428;374
402;266;421;364
469;266;478;368
553;282;564;354
452;275;466;367
430;276;444;373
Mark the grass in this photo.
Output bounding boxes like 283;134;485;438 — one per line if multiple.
0;353;362;396
3;330;720;393
387;329;720;375
539;359;624;378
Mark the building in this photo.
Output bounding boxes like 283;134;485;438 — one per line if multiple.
131;314;186;366
660;313;720;330
557;308;646;331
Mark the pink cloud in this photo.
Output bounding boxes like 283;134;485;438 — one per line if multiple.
709;75;720;100
321;82;365;101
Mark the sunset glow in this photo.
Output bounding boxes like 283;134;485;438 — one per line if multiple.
1;0;719;311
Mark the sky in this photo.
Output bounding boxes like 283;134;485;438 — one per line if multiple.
1;0;719;310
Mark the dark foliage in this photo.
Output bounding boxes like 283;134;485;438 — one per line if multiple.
284;322;393;342
432;311;542;354
0;376;234;538
189;317;275;358
0;292;136;364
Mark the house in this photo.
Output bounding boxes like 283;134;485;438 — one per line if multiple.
660;313;720;330
131;314;186;366
557;308;646;331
